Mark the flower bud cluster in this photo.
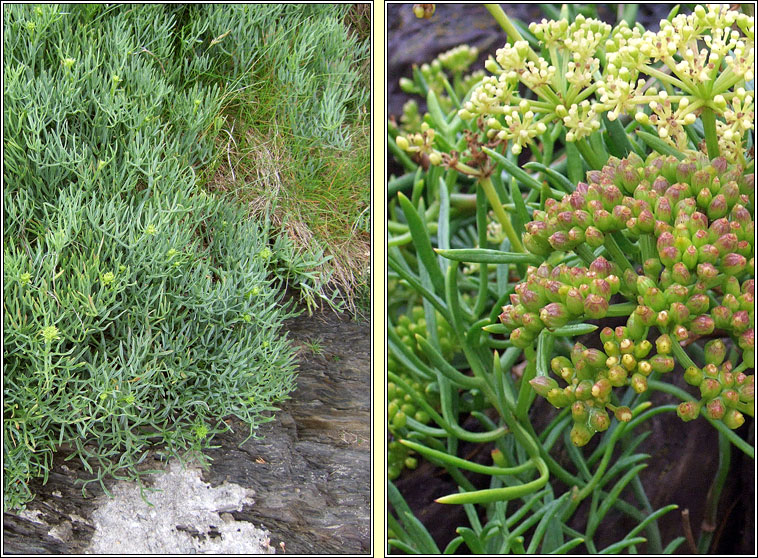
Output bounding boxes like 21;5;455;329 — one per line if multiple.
678;353;754;430
499;257;621;347
522;152;754;369
530;327;673;445
388;305;456;477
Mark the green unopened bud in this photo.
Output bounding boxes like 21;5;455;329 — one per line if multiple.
510;327;536;348
631;372;648;393
650;354;675;373
592;378;612;401
621;353;637;372
699;377;721;400
637;360;653;377
608;365;628;387
677;401;700;422
684;365;704;386
585;226;605;248
722;253;747;276
721;388;739;408
655;334;672;354
565;287;585;315
530;376;560;397
570;422;594;447
614;406;633;422
722;408;745;429
636;275;657;297
589;408;611;432
521;311;545;334
690;314;715;336
668;302;690;324
547;387;572;408
626;310;646;340
686;294;710;315
583;293;609;319
575;380;594;401
551;356;573;376
704;339;727;366
540;302;570;329
664;283;689;305
572;400;589;422
703;398;726;420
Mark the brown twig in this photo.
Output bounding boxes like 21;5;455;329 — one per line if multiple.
681;508;699;555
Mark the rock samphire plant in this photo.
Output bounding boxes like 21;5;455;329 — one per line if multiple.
388;4;754;554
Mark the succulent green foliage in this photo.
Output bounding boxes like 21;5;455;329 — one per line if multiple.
2;3;365;511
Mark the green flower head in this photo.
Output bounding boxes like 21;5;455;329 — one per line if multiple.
40;325;60;343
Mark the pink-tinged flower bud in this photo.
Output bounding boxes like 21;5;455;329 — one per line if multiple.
530;376;560;397
571;400;590;422
614;406;633;422
696;187;713;210
564;287;583;316
643;287;666;312
650;354;675;373
556;211;574;229
721;180;740;207
583;348;608;370
710;306;731;330
499;305;519;329
742;279;754;296
722;276;741;297
710;157;728;174
708;218;731;243
721;253;747;276
570;342;588;367
654;219;673;237
593;208;616;232
690;314;715;336
684;365;704;386
608;365;628;387
707;194;728;220
523;232;553;256
737;375;754;402
700;377;721;399
614;327;629;342
588;256;612;278
735;240;751;258
668;302;690;324
565;227;583;247
695;263;719;284
731;310;750;334
677;401;701;422
657;230;675;251
681;245;698;270
573;209;592;228
592;378;612;400
738;328;754;352
723;293;740;312
704;398;726;420
583;293;609;319
655;310;670;328
633;339;652;360
589;408;611;432
672;324;689;341
546;387;572;408
584;226;605;248
619;338;634;355
692;228;709;249
540;302;570;330
521;312;545;334
600;327;615;344
703;363;719;379
631;372;647;393
692;169;713;192
510;327;536;348
729;203;752;230
612;205;632;228
664;283;689;305
621;353;637;372
652;174;669;194
569;267;588;286
739;291;754;312
704;339;727;366
637;360;653;376
721;389;739;407
659;245;680;267
636;304;658;327
697;244;720;265
570;422;593;447
548;230;572;251
675;197;697;219
575;380;594;401
714;233;738;254
636;275;657;296
722;408;745;429
670;262;691;285
551;356;573;376
541;280;562;303
591;278;612;299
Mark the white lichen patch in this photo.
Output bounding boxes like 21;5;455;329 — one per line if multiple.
86;460;276;554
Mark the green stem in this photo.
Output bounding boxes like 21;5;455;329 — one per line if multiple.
484;4;539;64
700;106;721;160
603;233;634;274
479;175;524;252
697;431;731;553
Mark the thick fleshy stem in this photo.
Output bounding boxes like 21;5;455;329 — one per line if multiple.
479;175;525;252
484;4;539;64
700;106;721;160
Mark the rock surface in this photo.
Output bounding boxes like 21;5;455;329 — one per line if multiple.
3;305;371;555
